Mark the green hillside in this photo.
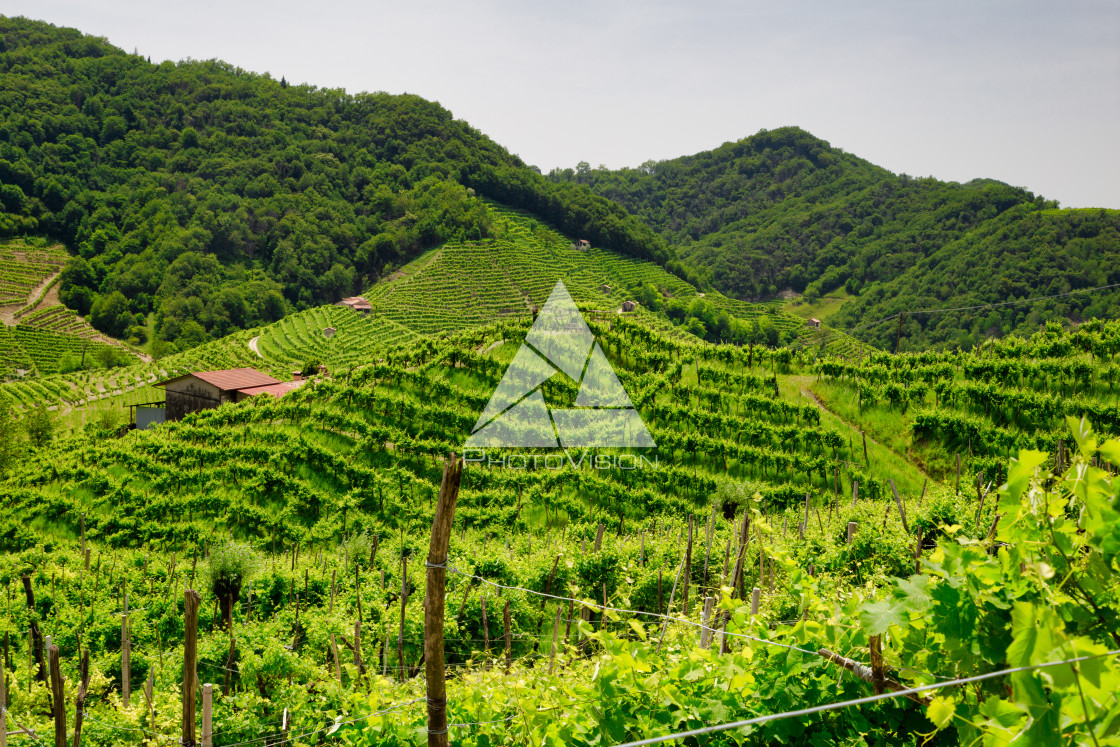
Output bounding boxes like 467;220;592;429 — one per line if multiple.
0;16;677;357
554;128;1120;351
1;304;1117;746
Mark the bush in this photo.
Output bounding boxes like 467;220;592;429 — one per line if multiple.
206;540;260;626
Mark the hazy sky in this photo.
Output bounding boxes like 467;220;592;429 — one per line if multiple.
9;0;1119;208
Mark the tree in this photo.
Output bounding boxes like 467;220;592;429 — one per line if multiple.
25;405;54;448
90;290;132;338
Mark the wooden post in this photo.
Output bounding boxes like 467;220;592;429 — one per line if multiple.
397;555;408;682
593;524;605;552
329;633;342;684
1;643;7;747
423;453;462;747
681;515;693;614
482;594;493;668
751;587;761;616
71;650;90;747
847;522;857;544
142;670;154;733
201;684;212;747
48;644;65;747
861;431;869;465
913;528;924;573
120;613;130;708
955;453;961;492
702;505;716;588
888;479;910;534
548;606;561;675
699;597;715;649
656;552;686;653
800;493;810;539
182;589;201;747
852;481;858;508
503;600;512;674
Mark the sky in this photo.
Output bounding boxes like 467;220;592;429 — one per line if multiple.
7;0;1119;208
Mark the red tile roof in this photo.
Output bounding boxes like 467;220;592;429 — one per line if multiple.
156;368;280;392
237;380;305;398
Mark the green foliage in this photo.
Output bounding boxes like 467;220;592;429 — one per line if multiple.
24;403;54;447
0;16;677;354
554;127;1120;350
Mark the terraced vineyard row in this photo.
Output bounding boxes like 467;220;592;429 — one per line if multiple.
0;240;68;303
812;319;1120;482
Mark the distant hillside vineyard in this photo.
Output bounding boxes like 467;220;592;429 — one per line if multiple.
0;16;683;355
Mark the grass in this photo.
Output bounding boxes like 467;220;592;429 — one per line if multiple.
781;287;851;323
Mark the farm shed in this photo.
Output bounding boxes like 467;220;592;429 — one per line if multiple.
339;296;372;314
808;317;821;329
621;300;638;312
153;368;300;422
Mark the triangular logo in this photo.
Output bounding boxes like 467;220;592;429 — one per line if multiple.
464;281;655;449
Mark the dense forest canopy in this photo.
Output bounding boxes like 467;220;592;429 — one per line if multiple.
551;127;1120;351
0;16;678;353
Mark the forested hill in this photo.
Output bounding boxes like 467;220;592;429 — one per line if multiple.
0;17;682;355
550;127;1120;351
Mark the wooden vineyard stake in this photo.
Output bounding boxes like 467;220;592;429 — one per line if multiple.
397;555;408;682
852;481;859;508
955;453;961;492
182;589;201;747
1;643;7;747
751;587;761;616
73;650;91;747
423;454;462;747
918;478;927;507
548;606;561;675
657;570;663;614
329;570;336;614
913;528;924;573
121;613;130;708
681;515;693;615
142;670;154;732
503;600;512;674
354;620;363;672
861;431;869;465
699;597;715;649
656;553;686;653
847;521;858;544
593;524;605;553
888;480;910;534
702;505;716;588
48;644;65;747
481;595;491;670
869;635;886;695
201;684;212;747
800;493;810;539
330;633;342;684
21;576;45;682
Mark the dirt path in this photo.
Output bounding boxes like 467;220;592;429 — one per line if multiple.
792;374;933;482
248;335;263;358
0;270;60;325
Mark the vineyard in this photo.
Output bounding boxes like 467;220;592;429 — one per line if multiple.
810;320;1120;485
0;242;68;306
2;310;1119;745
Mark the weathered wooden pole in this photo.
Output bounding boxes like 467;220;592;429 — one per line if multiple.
397;556;408;682
699;597;715;649
71;650;90;747
847;521;858;544
423;453;462;747
121;613;130;708
1;644;7;747
48;644;65;747
201;684;213;747
503;600;512;674
681;515;694;614
888;479;910;534
182;589;201;747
